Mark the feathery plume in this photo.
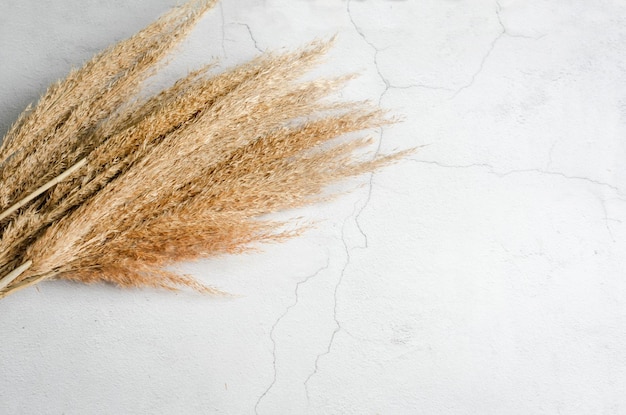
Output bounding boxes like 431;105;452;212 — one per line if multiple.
0;0;407;299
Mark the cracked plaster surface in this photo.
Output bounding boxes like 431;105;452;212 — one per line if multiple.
2;1;626;414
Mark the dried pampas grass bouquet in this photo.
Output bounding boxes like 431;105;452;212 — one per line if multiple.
0;0;404;299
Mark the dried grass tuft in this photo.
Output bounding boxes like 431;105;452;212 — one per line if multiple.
0;0;408;299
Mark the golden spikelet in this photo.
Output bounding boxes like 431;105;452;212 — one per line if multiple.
0;0;407;299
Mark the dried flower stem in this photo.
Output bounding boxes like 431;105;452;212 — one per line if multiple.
0;272;48;300
0;158;87;222
0;260;32;292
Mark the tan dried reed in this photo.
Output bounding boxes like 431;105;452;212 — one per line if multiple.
0;0;407;299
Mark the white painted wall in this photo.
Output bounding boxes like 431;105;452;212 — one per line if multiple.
2;1;626;413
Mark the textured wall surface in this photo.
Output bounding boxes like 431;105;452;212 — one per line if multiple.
2;1;626;414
